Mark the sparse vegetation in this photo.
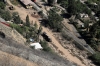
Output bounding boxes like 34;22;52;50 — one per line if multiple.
10;23;25;34
13;15;22;24
0;8;12;21
57;0;68;9
55;0;100;65
47;0;55;6
26;15;30;27
1;0;100;66
40;40;52;52
10;0;20;6
46;9;63;32
91;52;100;65
0;36;70;66
0;1;6;9
0;1;11;20
0;52;36;66
61;30;72;41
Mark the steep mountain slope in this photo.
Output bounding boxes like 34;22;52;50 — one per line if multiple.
0;23;77;66
6;0;87;65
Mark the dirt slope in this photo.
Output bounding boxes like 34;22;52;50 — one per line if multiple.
0;50;38;66
0;22;26;44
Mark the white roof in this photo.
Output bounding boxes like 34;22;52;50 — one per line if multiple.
30;43;43;49
20;0;33;5
80;13;88;18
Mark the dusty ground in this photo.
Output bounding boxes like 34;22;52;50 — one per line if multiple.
0;22;26;44
53;32;95;66
0;50;38;66
6;0;95;66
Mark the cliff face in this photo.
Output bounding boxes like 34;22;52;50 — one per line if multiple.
0;23;77;66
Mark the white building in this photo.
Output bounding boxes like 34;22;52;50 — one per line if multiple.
19;0;33;8
80;13;88;18
30;43;43;50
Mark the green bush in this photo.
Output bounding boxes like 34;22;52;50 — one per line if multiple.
0;9;12;21
40;40;52;52
26;15;30;27
91;52;100;64
0;1;6;9
47;9;63;32
10;23;23;34
57;0;68;9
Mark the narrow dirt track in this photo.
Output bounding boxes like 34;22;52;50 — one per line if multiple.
7;0;86;66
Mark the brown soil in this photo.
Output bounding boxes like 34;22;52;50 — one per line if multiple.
0;22;26;44
0;50;38;66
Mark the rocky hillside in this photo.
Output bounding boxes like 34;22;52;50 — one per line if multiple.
0;22;77;66
0;22;26;44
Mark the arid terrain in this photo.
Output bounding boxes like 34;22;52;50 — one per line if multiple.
0;0;97;66
0;22;76;66
0;50;38;66
5;0;96;66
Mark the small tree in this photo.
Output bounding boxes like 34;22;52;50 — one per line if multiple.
0;2;6;9
12;12;18;18
47;9;63;32
13;15;21;24
26;15;30;27
91;52;100;64
1;11;12;21
47;0;54;6
37;25;42;41
38;25;42;35
40;40;52;52
84;20;89;33
67;0;77;15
